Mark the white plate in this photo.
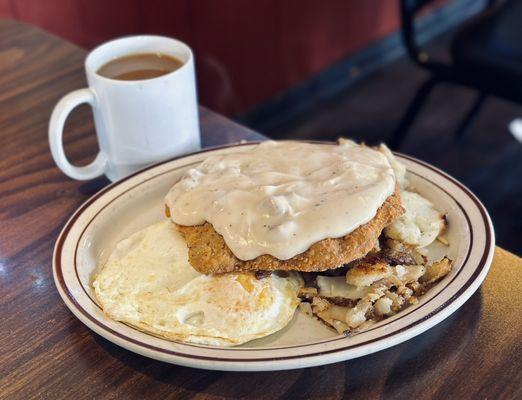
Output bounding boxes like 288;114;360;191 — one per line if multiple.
53;141;495;371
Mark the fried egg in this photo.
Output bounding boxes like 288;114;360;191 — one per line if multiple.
92;220;303;346
384;190;445;248
379;144;408;189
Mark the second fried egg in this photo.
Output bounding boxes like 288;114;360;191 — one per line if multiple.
92;220;303;346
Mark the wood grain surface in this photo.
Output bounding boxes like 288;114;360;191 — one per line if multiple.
0;19;520;400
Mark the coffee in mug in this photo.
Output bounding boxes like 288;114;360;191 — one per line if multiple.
97;53;184;81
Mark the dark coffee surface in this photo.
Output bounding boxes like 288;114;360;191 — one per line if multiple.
97;52;183;80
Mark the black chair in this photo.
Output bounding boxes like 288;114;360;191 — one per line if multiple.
389;0;522;149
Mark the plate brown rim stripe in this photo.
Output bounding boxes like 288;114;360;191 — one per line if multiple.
54;143;491;361
68;146;474;348
71;166;473;351
53;142;493;363
56;219;489;363
52;145;488;362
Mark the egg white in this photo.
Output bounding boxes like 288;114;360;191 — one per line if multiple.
92;220;303;346
384;190;445;248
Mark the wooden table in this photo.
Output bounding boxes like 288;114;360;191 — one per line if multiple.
1;19;520;400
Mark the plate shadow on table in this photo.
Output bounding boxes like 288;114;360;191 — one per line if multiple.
76;177;111;196
81;291;482;399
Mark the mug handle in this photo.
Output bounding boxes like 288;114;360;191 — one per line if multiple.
49;88;108;180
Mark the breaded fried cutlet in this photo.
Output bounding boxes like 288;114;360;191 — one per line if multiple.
171;189;404;274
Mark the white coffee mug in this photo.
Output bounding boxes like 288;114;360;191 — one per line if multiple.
49;35;200;181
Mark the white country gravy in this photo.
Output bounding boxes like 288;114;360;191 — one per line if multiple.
165;141;395;260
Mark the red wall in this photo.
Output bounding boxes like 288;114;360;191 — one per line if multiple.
0;0;402;116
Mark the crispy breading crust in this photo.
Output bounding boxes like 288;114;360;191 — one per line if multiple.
171;189;404;274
